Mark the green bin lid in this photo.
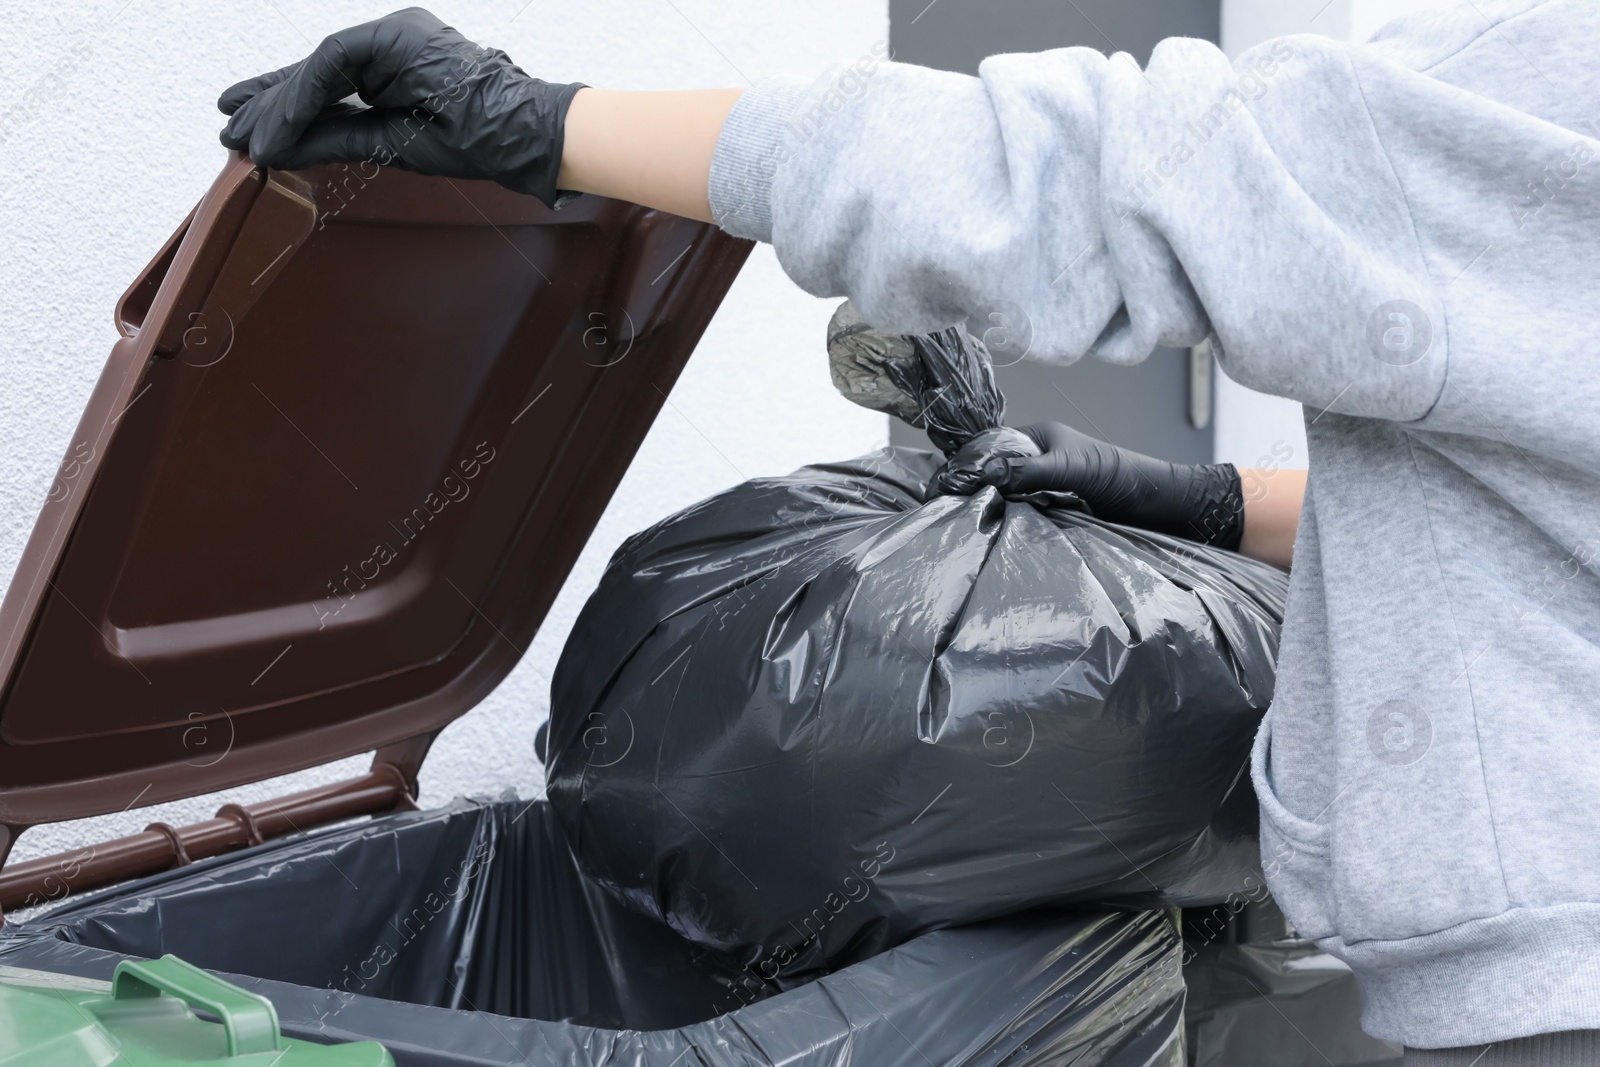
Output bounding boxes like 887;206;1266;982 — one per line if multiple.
0;955;392;1065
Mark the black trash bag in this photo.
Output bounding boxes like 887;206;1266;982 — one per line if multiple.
547;320;1289;983
871;323;1007;454
0;799;1189;1067
824;300;1003;448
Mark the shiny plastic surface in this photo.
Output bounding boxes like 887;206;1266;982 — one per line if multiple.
547;322;1290;982
0;962;392;1065
0;156;750;829
0;799;1187;1067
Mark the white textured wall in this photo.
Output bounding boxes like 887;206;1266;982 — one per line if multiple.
1;1;888;873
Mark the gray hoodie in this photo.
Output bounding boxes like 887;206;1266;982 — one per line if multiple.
706;0;1600;1049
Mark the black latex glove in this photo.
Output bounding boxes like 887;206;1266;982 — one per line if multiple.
942;421;1246;549
217;8;584;207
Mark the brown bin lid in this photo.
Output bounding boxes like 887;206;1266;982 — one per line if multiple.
0;156;750;829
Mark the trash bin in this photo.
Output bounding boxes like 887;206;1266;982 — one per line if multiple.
0;954;394;1065
1;799;1188;1066
0;157;1188;1065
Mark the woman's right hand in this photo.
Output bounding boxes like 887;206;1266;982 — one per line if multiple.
217;8;584;206
942;421;1247;550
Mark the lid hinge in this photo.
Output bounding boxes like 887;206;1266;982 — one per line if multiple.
0;746;433;924
371;729;439;811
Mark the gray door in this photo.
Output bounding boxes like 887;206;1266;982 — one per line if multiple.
887;0;1220;463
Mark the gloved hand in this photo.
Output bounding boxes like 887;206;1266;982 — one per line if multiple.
940;421;1246;549
218;8;585;207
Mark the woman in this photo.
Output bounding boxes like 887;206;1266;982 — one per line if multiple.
218;5;1600;1063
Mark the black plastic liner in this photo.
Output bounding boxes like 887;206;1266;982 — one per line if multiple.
0;798;1189;1066
1182;900;1401;1067
547;322;1290;983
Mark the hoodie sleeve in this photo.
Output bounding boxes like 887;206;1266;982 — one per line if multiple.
706;0;1600;449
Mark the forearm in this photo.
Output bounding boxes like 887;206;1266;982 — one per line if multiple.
1237;467;1305;570
556;88;742;222
556;83;1305;577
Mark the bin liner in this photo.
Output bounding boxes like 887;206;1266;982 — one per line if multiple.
1182;900;1401;1067
547;319;1290;983
0;798;1188;1067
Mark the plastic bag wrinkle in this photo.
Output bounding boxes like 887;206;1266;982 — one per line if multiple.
548;318;1288;982
550;443;1286;978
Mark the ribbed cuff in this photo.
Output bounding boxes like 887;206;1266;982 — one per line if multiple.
1404;1031;1600;1066
707;79;810;243
1333;902;1600;1047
